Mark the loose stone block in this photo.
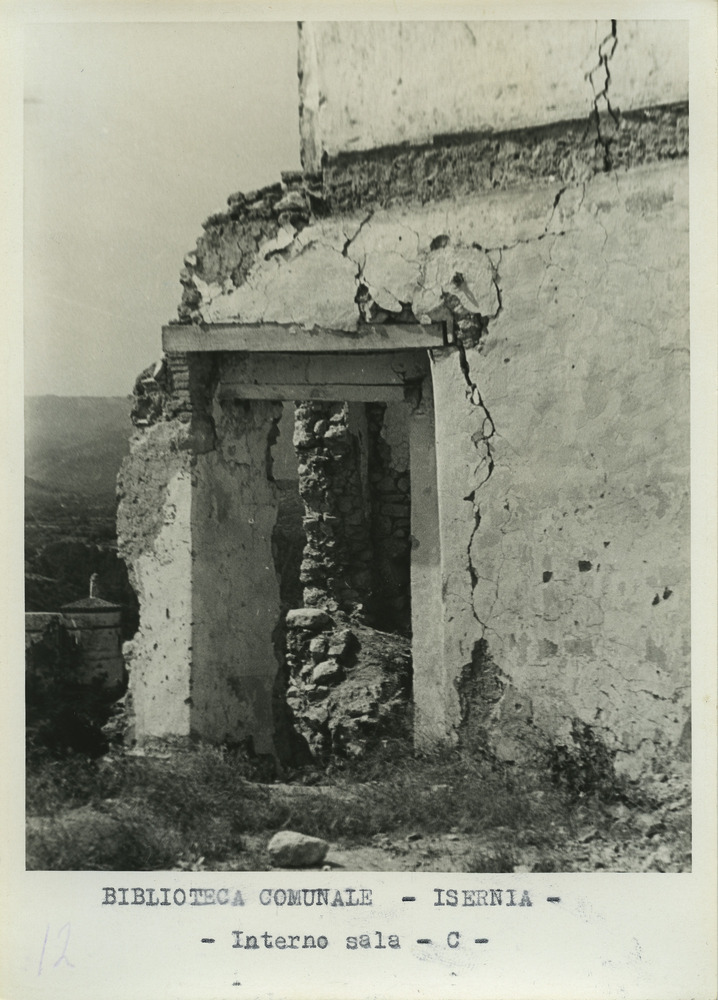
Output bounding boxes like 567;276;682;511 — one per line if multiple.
267;831;329;868
286;608;334;631
311;660;342;684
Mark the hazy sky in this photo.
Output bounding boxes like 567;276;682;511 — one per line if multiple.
24;21;302;397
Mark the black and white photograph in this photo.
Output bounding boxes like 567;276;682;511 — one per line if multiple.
5;4;717;999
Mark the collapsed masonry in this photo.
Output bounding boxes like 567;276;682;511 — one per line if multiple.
117;21;690;778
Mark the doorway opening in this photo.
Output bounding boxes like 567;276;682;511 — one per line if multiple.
213;347;441;761
271;399;412;634
268;396;414;760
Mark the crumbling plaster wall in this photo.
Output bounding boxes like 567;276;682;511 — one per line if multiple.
117;421;194;740
118;382;285;751
120;20;689;771
429;165;689;776
172;156;688;773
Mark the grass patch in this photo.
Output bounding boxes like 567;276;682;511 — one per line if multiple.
27;806;184;871
321;741;569;843
27;738;593;871
27;744;267;870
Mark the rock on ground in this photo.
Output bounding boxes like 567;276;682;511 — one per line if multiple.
267;830;330;868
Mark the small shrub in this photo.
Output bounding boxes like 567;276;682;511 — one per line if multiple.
26;624;114;757
547;720;621;801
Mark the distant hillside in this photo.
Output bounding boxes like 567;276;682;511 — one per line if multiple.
25;396;133;499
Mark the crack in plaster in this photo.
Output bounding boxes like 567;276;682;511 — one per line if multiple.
636;689;670;702
445;236;512;641
456;337;498;637
544;187;568;233
477;228;570;256
465;507;486;633
455;156;628;653
588;20;620;170
338;211;379;322
341;211;375;259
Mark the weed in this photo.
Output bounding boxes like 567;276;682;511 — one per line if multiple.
26;750;116;814
547;719;623;802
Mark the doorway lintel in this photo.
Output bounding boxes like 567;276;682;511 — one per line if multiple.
162;321;449;354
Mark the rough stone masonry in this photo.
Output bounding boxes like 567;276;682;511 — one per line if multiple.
117;20;689;778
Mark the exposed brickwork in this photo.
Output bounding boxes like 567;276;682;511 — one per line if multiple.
129;353;218;454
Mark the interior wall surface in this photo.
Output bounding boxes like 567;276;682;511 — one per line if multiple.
190;397;282;751
298;20;688;169
431;162;689;774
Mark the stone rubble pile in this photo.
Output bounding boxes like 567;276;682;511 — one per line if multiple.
284;610;412;760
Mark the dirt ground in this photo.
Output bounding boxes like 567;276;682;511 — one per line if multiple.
192;776;691;875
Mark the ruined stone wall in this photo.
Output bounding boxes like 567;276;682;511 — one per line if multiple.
161;148;689;773
294;399;411;626
119;20;689;773
294;400;372;613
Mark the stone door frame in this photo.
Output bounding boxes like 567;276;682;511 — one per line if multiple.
163;321;452;751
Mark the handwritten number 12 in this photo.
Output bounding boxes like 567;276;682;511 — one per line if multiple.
38;923;73;974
